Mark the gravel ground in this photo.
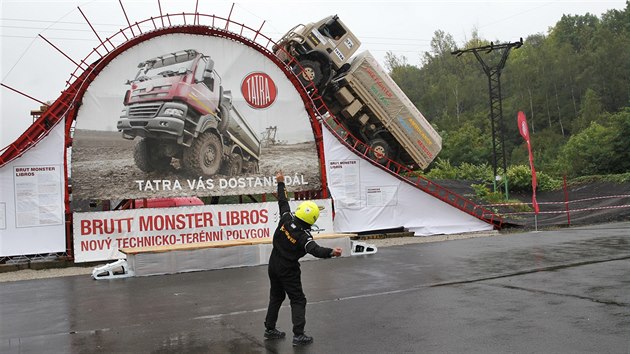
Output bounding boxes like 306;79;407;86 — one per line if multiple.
0;231;498;283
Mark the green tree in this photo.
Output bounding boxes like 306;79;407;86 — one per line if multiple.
558;122;614;176
573;88;604;131
606;108;630;172
385;52;424;109
439;122;492;166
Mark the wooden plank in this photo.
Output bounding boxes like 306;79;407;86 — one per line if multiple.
120;233;356;255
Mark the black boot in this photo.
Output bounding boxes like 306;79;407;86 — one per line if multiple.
264;328;286;340
292;333;313;346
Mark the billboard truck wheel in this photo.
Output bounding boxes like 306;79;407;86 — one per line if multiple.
243;159;259;174
222;152;243;176
134;138;172;172
183;131;223;176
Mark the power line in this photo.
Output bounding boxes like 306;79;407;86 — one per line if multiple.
1;4;90;82
0;17;123;27
0;34;428;54
0;25;93;32
1;34;98;41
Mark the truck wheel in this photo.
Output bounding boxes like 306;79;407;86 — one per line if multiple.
217;103;230;133
243;160;259;174
225;153;243;176
367;138;391;165
296;59;323;87
183;132;223;177
134;138;172;172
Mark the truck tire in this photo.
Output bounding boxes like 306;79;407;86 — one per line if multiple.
367;138;391;165
224;152;243;176
133;138;172;172
183;131;223;177
217;103;230;133
295;59;323;88
243;160;259;174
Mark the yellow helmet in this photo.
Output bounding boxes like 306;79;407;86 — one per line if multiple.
295;201;320;225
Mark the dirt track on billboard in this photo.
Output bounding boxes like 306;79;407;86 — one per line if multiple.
71;130;321;201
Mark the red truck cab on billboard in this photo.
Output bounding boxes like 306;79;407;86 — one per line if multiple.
117;49;261;177
132;197;205;209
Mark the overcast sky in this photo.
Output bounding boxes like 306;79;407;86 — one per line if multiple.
1;0;625;148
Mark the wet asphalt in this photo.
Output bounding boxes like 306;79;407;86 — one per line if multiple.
1;222;629;354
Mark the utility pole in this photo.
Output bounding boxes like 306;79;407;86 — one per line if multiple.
452;39;523;197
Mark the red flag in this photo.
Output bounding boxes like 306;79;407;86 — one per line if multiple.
518;111;539;214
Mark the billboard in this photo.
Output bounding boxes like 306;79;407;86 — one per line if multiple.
72;199;333;263
71;33;320;201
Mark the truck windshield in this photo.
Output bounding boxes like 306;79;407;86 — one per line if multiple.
133;53;197;82
318;18;346;40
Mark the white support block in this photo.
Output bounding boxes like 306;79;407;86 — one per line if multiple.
92;259;134;280
350;241;378;256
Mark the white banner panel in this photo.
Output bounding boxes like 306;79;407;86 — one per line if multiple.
322;126;493;236
14;165;63;227
0;121;67;256
73;199;333;263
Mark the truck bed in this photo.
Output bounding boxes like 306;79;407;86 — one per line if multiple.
342;51;442;169
222;91;261;161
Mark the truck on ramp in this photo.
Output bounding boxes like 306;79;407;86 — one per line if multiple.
274;15;441;169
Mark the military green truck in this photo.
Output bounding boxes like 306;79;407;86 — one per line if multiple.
274;16;442;169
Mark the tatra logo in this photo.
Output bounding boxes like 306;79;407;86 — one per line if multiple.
241;72;277;109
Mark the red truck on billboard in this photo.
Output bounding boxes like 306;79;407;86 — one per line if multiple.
117;49;261;177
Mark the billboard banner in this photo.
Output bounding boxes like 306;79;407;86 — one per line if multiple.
71;33;320;201
72;199;333;263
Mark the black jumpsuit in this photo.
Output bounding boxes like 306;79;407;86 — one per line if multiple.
264;181;334;335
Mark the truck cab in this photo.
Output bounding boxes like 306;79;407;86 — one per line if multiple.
118;49;222;147
274;15;361;90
